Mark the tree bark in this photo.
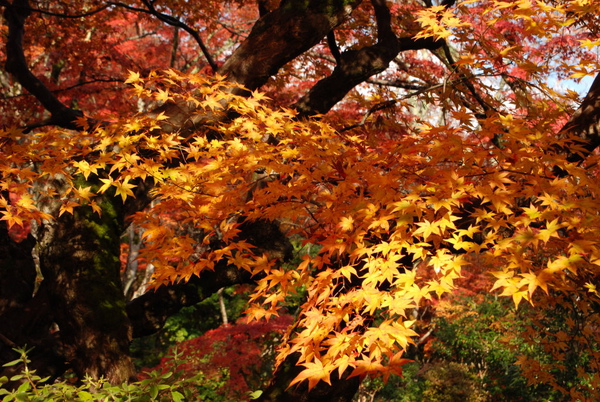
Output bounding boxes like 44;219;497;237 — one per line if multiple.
558;72;600;161
219;0;362;92
294;0;443;116
37;194;137;383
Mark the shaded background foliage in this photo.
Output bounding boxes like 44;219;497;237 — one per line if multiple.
2;0;600;401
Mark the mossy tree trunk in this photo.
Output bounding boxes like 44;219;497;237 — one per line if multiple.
37;194;136;383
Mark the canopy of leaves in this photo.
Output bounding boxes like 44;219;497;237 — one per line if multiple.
2;0;600;397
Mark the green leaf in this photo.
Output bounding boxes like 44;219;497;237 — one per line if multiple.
150;384;159;399
250;390;263;399
77;391;94;401
171;391;185;402
2;360;22;368
16;382;30;393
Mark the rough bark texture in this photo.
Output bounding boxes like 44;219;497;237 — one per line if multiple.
219;0;362;92
37;194;137;383
0;217;64;387
559;72;600;160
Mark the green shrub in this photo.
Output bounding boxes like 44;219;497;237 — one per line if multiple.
0;347;236;402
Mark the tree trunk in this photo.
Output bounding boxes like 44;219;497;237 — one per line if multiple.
37;195;136;383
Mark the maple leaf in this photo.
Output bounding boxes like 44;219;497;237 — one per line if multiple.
155;89;171;103
113;178;137;202
59;200;81;217
98;178;113;194
124;70;141;84
537;218;563;243
74;185;96;201
288;360;333;391
73;160;99;180
349;355;385;379
1;210;24;229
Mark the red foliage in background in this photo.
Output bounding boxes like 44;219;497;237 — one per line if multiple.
141;314;294;399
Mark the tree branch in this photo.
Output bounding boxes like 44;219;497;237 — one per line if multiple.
26;4;109;18
293;0;444;116
108;1;217;72
219;0;362;93
3;0;86;130
327;30;341;64
557;72;600;161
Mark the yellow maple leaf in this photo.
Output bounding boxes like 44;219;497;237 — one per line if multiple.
124;70;141;84
1;210;24;229
288;359;333;391
59;201;81;217
114;178;137;203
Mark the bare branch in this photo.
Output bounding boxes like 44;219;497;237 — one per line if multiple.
339;100;397;132
1;78;124;100
327;30;341;64
366;78;428;90
26;4;109;18
439;41;494;116
108;1;217;72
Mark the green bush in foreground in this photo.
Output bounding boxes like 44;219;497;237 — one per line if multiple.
0;347;239;402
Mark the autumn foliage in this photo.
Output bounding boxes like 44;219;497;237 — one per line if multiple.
2;0;600;399
143;315;294;400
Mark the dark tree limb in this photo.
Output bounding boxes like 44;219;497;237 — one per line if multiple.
293;0;443;117
258;0;271;17
219;0;362;93
3;0;86;130
108;1;217;72
557;72;600;162
327;30;342;64
25;3;109;18
152;0;363;133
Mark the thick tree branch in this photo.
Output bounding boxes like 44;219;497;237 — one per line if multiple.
293;0;443;116
327;30;342;64
219;0;362;93
558;72;600;162
27;4;109;18
3;0;84;130
153;0;362;133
